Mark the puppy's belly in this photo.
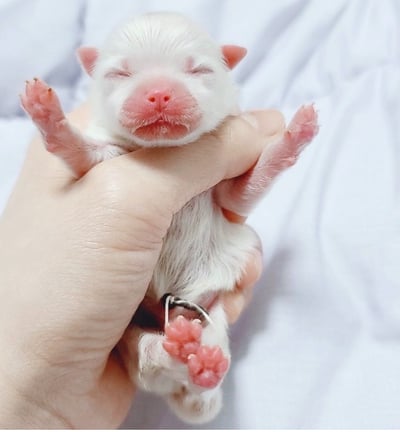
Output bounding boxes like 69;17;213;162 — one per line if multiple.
151;190;259;302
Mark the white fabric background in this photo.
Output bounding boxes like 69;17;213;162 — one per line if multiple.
1;0;399;428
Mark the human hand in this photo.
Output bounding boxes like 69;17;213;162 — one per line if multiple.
0;104;284;428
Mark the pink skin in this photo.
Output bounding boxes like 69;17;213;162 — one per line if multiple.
76;46;98;76
120;78;201;141
163;315;230;389
214;104;319;216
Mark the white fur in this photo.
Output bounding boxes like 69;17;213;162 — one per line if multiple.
85;12;259;423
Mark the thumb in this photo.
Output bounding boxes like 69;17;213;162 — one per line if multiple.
102;110;276;220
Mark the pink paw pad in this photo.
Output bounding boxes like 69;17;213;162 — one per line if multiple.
187;345;230;389
163;316;202;363
20;78;64;126
286;104;319;147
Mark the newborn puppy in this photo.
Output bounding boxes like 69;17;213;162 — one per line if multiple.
21;12;318;423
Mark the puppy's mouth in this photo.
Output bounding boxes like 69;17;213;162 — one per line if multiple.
120;109;202;143
134;118;191;141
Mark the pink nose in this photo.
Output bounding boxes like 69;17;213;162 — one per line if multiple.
146;90;172;111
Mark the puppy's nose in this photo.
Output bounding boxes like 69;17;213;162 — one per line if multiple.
146;90;172;111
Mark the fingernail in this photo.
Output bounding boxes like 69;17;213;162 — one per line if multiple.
242;110;286;137
241;112;260;129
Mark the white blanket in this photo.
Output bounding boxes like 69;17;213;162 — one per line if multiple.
1;0;399;428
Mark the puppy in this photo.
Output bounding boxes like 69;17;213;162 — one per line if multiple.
21;12;318;423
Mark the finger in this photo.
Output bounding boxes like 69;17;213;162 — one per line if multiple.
99;110;282;219
222;226;263;324
222;247;263;324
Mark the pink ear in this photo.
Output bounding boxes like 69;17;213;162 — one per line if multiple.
76;46;99;76
221;45;247;69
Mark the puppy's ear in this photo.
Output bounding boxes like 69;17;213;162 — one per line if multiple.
221;45;247;69
76;46;99;76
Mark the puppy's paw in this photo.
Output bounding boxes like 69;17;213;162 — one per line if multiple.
163;316;202;363
188;345;229;389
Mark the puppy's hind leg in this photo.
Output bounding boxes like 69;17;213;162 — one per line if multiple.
167;384;223;424
119;325;187;395
163;307;230;390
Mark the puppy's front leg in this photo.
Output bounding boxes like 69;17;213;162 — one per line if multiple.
20;78;122;177
215;104;319;216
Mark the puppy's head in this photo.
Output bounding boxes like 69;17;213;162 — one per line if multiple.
78;12;246;148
